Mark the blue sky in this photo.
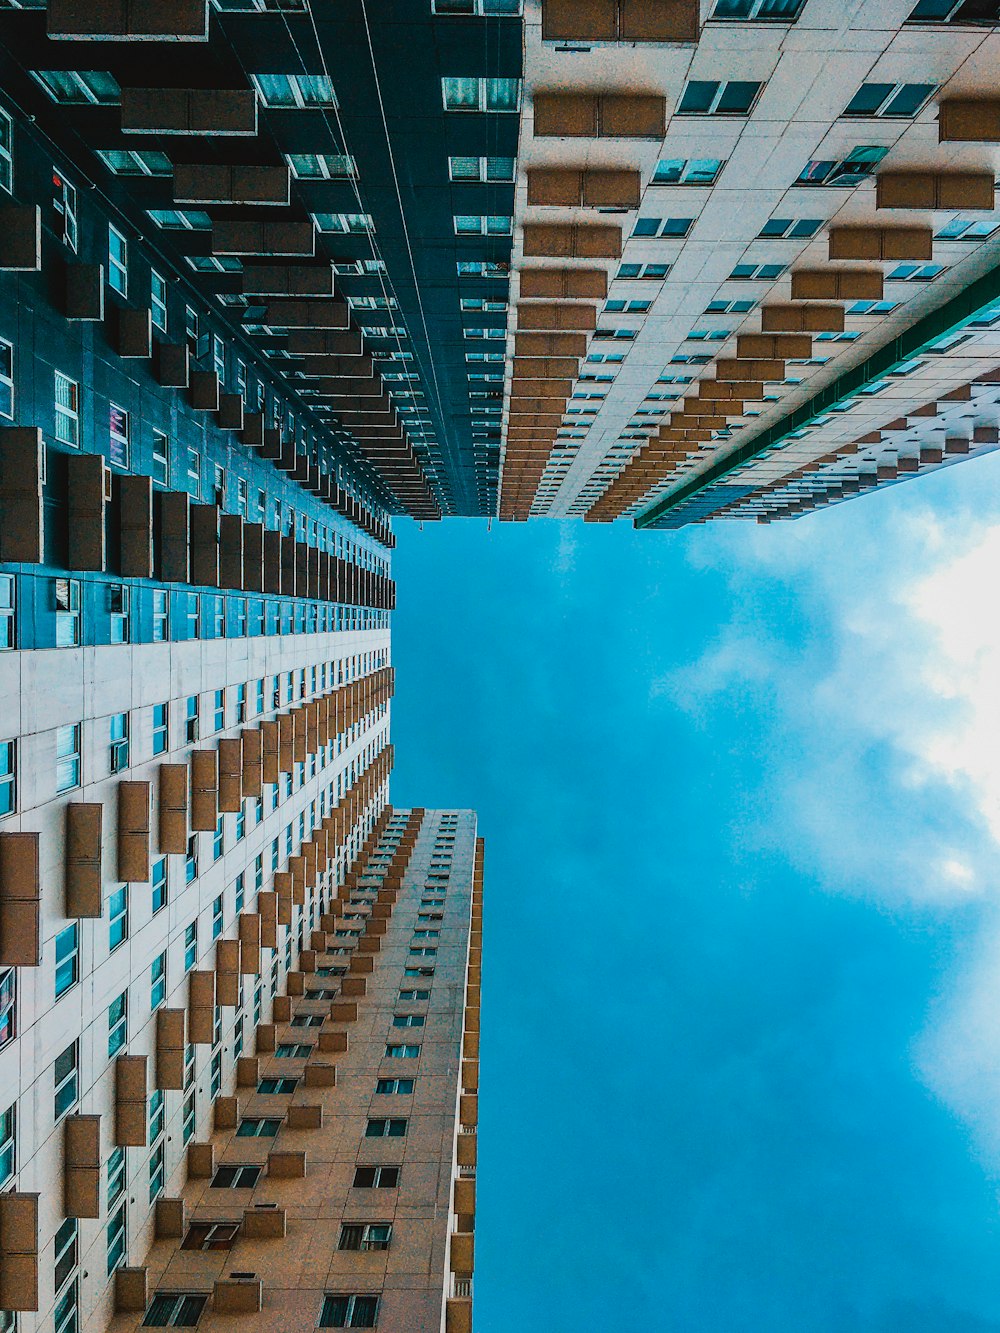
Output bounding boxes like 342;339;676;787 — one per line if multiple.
391;454;1000;1332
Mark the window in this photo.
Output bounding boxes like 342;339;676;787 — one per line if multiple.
109;885;129;951
441;76;521;112
318;1295;380;1328
151;271;168;331
0;338;12;419
151;950;167;1006
605;300;651;314
97;147;171;175
0;108;11;195
632;217;693;238
0;969;14;1050
141;1293;208;1327
399;989;431;1002
352;1166;399;1188
705;298;755;314
33;69;120;103
185;695;200;743
108;991;128;1057
56;722;81;791
339;1223;391;1252
433;0;521;9
109;711;129;773
365;1118;406;1138
149;1141;165;1201
652;157;725;185
149;1088;165;1142
312;212;374;233
448;155;515;181
457;260;509;277
149;208;212;230
54;371;80;446
908;0;1000;18
182;1222;241;1251
257;1077;297;1094
0;1103;15;1187
275;1043;312;1058
107;1145;126;1212
252;73;337;107
843;82;937;118
392;1014;425;1027
184;922;198;970
935;216;1000;240
677;80;762;115
54;1042;79;1120
109;403;129;467
286;152;356;178
108;225;128;296
55;924;79;997
108;583;130;644
212;894;223;939
0;739;15;817
236;1118;281;1137
796;145;887;186
712;0;805;15
211;1165;262;1188
454;213;512;236
291;1014;324;1028
887;262;944;281
151;703;170;757
384;1044;420;1059
730;261;785;279
151;589;169;642
758;217;822;239
616;262;671;281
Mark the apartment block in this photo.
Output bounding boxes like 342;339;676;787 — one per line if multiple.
503;0;1000;526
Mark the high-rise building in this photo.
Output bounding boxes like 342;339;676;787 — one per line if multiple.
3;2;995;535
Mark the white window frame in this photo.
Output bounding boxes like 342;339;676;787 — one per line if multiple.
108;225;128;296
54;371;80;446
150;270;168;331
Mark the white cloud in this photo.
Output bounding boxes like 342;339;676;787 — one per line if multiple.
661;461;1000;904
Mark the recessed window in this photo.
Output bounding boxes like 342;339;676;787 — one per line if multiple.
352;1165;399;1188
339;1223;392;1252
275;1043;312;1058
54;371;80;446
181;1221;240;1251
54;1041;79;1120
151;949;167;1005
257;1077;297;1094
374;1078;414;1094
211;1165;261;1188
55;924;79;998
729;261;785;279
712;0;805;14
109;711;129;774
0;1102;15;1188
796;145;888;186
907;0;1000;19
140;1293;208;1327
108;991;128;1058
33;69;120;104
96;148;171;176
886;262;945;280
842;82;937;118
442;76;521;112
677;80;762;116
632;217;694;238
0;740;15;817
705;298;755;314
312;212;374;233
0;338;12;422
0;108;11;195
318;1295;380;1329
286;153;356;179
366;1118;407;1137
758;217;822;238
109;403;130;468
605;299;652;313
433;0;521;10
56;721;81;789
252;73;337;108
109;886;129;951
454;214;512;235
616;262;671;280
935;216;1000;240
457;260;509;277
652;157;725;185
237;1117;281;1137
384;1043;420;1058
150;271;168;331
148;209;212;230
448;155;515;181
